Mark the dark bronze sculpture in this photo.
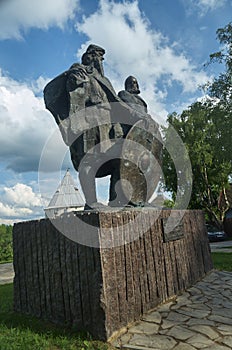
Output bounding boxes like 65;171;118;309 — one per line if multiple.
44;44;162;209
118;75;148;114
118;76;162;205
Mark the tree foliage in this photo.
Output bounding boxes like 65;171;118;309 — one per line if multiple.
163;22;232;228
0;224;13;263
163;102;231;227
206;22;232;108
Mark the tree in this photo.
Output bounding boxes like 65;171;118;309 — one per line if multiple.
163;102;232;228
206;22;232;109
163;22;232;228
0;224;13;263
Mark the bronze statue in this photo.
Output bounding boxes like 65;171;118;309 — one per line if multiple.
118;75;148;114
44;44;162;209
117;76;162;205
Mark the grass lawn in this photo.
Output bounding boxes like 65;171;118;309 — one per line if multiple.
1;248;231;349
0;284;115;350
211;252;232;272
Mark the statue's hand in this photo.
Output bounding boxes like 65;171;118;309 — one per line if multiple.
66;67;89;92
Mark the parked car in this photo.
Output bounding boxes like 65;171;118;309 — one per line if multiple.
206;225;227;242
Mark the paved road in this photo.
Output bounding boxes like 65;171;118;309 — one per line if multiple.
210;240;232;253
0;262;14;285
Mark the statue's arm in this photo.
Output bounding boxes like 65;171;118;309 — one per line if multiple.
66;67;89;92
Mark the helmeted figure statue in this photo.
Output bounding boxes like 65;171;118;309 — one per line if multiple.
44;44;162;209
118;75;148;114
117;76;162;205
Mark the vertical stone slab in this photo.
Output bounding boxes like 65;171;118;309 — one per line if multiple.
13;222;21;311
13;209;213;341
40;219;52;319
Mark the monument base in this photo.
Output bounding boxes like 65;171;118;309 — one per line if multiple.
13;209;213;340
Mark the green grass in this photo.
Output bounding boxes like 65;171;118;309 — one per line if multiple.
0;260;13;265
0;284;115;350
211;252;232;272
217;246;232;249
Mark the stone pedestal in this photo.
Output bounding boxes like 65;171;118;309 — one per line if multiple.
13;209;213;340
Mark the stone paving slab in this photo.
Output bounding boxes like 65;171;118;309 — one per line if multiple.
111;270;232;350
0;262;14;285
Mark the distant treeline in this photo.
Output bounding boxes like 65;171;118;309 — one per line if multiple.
0;224;13;263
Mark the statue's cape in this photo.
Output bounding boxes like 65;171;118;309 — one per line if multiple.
44;71;71;124
94;74;120;102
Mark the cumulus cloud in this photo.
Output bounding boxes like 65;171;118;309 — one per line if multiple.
0;202;33;217
0;183;45;222
0;70;57;172
3;183;43;207
0;0;80;39
75;0;210;121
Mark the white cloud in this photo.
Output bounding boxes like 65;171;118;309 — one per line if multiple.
0;183;46;222
0;69;57;172
197;0;227;12
0;0;80;39
182;0;227;16
31;76;51;95
3;183;44;207
0;201;33;217
75;0;210;121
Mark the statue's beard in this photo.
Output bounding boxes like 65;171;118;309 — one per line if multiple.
94;59;104;76
128;87;140;95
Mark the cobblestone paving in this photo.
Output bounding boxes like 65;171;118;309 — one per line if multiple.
0;262;14;285
111;270;232;350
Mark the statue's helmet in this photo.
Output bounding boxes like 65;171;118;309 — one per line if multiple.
125;76;140;94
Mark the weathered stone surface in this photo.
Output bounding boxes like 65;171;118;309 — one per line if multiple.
222;301;232;309
167;325;196;340
121;346;165;350
186;334;215;348
167;311;190;323
218;335;232;347
203;345;230;350
161;319;177;329
171;296;192;309
157;301;176;312
208;315;232;325
115;271;232;350
207;298;225;306
142;311;162;324
187;318;215;327
188;287;202;296
176;307;210;319
130;333;177;349
13;209;213;341
212;308;232;319
189;325;219;340
173;343;196;350
217;324;232;335
128;322;159;335
187;303;211;310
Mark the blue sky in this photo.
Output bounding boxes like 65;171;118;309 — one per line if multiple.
0;0;231;224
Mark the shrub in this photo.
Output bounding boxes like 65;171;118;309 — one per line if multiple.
0;225;13;263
